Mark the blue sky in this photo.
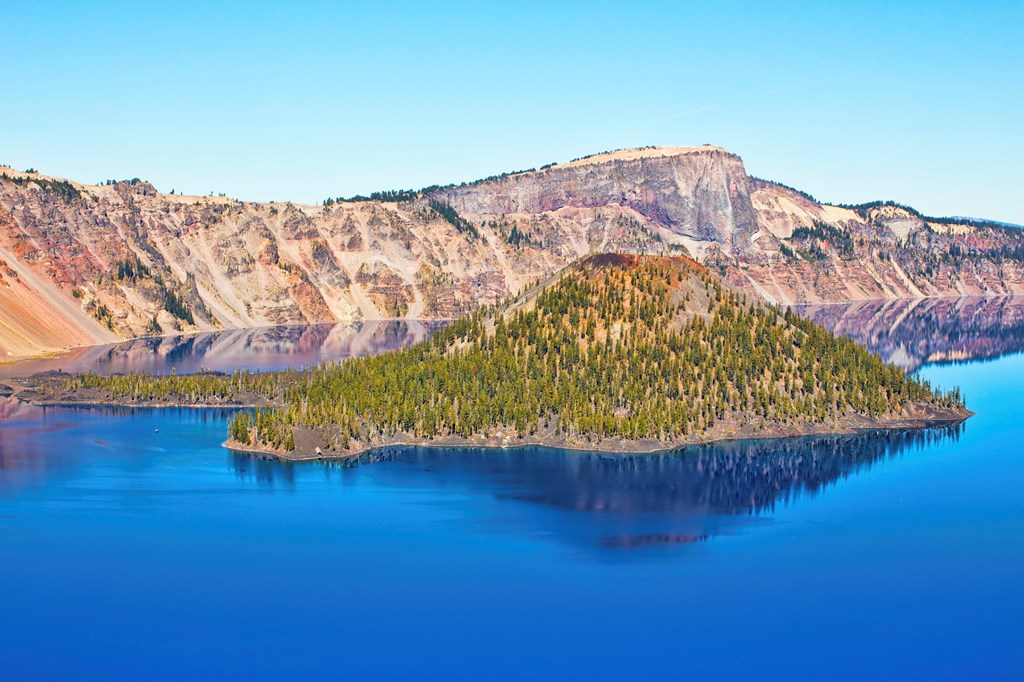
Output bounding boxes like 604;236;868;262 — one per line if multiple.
2;1;1021;222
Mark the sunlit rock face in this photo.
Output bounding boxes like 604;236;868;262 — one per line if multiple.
437;146;759;250
2;146;1023;357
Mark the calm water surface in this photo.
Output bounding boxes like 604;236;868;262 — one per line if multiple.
0;305;1022;680
0;319;445;378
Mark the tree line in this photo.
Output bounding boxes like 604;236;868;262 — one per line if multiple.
57;256;964;454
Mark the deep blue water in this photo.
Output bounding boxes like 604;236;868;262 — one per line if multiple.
1;316;1023;679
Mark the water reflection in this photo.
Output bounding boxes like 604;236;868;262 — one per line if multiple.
230;426;963;553
4;298;1021;380
802;296;1024;371
0;401;964;553
229;453;297;489
0;405;240;495
0;319;446;378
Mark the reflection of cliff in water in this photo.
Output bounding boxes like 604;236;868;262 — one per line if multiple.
232;426;962;553
801;297;1024;371
0;320;446;378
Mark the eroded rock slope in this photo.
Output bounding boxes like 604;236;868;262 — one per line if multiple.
1;145;1021;357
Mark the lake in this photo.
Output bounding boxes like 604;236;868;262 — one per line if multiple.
0;320;445;378
1;305;1022;680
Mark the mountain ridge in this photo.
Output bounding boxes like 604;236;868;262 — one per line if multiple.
2;146;1023;359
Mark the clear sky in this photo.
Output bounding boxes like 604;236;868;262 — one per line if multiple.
2;1;1021;222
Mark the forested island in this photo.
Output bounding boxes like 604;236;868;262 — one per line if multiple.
21;254;970;459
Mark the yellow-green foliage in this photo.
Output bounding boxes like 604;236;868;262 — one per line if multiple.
63;255;962;451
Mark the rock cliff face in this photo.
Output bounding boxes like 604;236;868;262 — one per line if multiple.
736;183;1024;304
1;145;1022;358
439;147;758;251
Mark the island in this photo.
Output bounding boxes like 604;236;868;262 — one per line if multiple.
14;254;971;460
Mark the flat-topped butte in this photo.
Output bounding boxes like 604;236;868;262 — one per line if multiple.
27;254;970;459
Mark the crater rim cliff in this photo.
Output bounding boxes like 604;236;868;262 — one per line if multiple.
1;145;1022;359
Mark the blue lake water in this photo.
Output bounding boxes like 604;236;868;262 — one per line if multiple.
1;309;1023;680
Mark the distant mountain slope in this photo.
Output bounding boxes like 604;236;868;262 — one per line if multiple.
1;146;1022;357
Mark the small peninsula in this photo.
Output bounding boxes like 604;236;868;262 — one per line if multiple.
23;254;970;459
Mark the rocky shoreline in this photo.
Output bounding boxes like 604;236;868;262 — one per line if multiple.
222;403;971;462
0;377;971;464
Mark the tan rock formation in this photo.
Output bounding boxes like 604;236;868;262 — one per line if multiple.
1;147;1021;358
